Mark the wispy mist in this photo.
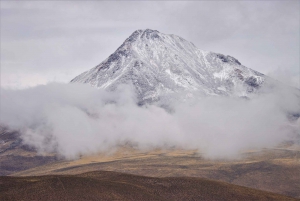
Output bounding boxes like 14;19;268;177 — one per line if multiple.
1;83;299;159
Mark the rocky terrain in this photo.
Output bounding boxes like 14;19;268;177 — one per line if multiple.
71;29;273;104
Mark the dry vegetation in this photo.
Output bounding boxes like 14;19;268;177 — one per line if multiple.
11;146;300;199
1;170;298;201
2;129;300;199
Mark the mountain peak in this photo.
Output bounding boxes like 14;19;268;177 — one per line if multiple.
125;29;161;44
71;30;266;103
135;29;159;34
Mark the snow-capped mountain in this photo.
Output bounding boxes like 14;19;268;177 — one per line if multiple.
71;29;267;103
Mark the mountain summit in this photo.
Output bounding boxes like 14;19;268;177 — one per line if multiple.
71;29;266;103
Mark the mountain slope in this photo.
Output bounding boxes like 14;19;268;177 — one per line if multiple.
1;171;297;201
71;29;267;103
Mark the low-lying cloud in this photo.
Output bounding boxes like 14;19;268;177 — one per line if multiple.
1;83;299;159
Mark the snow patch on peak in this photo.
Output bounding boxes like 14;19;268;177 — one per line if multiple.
71;29;267;103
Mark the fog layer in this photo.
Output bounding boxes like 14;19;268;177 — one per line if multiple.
1;83;299;159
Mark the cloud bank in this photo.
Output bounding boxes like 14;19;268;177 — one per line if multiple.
1;83;299;159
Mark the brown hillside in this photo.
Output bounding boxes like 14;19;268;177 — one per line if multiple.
0;171;298;201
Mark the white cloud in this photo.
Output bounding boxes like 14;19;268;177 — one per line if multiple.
1;83;299;159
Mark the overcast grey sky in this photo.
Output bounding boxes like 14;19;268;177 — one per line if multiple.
1;1;299;89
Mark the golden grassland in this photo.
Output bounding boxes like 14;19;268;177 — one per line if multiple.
11;145;300;198
1;129;300;199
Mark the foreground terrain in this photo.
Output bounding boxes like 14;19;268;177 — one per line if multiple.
12;145;300;199
1;170;298;201
1;128;300;199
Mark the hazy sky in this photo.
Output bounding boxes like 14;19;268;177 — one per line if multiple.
1;1;299;89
